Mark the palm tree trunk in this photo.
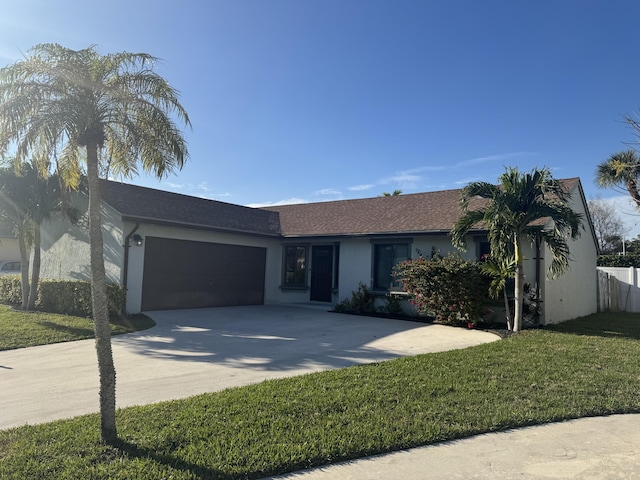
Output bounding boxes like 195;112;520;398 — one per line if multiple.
17;220;29;310
513;237;524;332
502;287;512;331
27;221;40;310
86;142;118;444
626;180;640;208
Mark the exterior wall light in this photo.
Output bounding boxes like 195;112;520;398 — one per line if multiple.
132;234;144;247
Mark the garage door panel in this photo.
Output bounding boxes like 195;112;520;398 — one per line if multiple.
141;237;266;310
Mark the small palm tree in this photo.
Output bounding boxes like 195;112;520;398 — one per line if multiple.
0;44;190;443
480;255;516;331
451;167;583;332
595;150;640;208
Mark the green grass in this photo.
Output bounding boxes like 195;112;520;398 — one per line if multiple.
0;304;155;351
2;312;640;479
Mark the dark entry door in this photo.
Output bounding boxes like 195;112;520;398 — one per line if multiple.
310;245;333;302
141;237;266;310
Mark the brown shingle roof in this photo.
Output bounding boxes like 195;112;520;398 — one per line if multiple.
265;178;581;237
101;180;281;237
264;188;471;237
99;177;582;239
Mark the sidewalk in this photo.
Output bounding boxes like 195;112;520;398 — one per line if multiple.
266;414;640;479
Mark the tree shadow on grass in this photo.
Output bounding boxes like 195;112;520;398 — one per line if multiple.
113;439;227;480
545;313;640;340
37;321;95;338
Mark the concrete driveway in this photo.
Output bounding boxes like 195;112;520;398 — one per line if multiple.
0;305;498;430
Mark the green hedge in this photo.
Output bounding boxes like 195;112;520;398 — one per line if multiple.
0;276;22;305
0;276;126;317
597;255;640;267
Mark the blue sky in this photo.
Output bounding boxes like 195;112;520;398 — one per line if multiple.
3;1;640;236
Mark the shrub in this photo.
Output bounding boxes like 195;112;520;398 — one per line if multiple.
597;255;640;267
0;277;125;317
333;282;375;314
0;275;22;305
393;253;491;325
378;293;404;315
37;280;126;317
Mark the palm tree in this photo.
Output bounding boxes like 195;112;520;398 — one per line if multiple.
0;160;79;310
480;255;515;331
0;168;32;309
595;150;640;208
0;44;190;443
451;167;583;332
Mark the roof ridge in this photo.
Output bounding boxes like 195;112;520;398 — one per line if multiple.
262;177;579;210
100;179;261;212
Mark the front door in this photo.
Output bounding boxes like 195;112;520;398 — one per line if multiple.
310;245;333;302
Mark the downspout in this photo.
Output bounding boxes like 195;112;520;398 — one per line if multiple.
122;222;141;307
535;236;542;324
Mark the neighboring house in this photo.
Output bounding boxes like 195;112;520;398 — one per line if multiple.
38;177;598;324
0;225;20;262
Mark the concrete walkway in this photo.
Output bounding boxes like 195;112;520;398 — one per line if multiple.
266;414;640;480
0;305;498;429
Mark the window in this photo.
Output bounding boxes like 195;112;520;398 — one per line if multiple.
283;246;307;286
478;241;491;261
373;242;410;291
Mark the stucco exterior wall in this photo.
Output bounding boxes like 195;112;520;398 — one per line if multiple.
321;234;484;306
0;236;20;262
336;238;374;302
39;195;124;284
540;186;598;324
124;222;280;313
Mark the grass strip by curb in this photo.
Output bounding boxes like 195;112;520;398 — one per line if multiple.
1;312;640;479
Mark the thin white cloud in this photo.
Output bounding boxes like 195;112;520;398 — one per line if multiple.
381;173;421;185
453;176;485;186
246;198;309;208
397;165;447;175
349;184;375;191
165;182;184;189
315;188;341;196
456;152;538;167
375;166;446;190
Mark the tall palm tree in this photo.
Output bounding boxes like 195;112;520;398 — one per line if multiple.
595;150;640;208
0;44;190;443
451;167;583;332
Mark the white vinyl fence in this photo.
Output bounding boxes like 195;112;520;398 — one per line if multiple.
597;267;640;313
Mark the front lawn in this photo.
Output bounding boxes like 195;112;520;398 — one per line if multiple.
0;304;155;351
1;312;640;479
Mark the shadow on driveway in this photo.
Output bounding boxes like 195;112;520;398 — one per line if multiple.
0;305;498;429
121;305;496;371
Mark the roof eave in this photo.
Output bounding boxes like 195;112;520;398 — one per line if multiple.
280;228;488;239
120;215;282;239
